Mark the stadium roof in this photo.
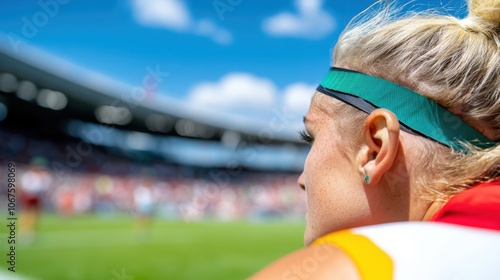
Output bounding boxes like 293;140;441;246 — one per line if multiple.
0;44;304;145
0;45;308;171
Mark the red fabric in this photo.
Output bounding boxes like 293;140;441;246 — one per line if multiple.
430;180;500;231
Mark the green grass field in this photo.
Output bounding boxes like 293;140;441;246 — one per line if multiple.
0;214;305;280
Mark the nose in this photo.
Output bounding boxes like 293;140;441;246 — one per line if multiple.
297;172;305;191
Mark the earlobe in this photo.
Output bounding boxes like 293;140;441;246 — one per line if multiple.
359;109;400;185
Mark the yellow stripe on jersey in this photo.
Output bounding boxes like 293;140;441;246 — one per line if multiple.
313;230;393;280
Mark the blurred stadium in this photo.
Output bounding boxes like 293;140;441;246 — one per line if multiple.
0;43;309;280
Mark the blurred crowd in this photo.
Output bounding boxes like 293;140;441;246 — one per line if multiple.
0;128;306;221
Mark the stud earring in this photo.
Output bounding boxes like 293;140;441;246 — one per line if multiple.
364;174;370;183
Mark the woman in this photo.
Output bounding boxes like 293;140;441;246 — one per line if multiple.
251;0;500;279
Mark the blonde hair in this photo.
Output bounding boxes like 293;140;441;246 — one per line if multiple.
332;0;500;200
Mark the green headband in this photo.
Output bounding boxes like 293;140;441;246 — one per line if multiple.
317;67;495;151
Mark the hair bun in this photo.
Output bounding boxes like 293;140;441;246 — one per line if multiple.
468;0;500;31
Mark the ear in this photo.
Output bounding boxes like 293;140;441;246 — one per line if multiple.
358;109;400;185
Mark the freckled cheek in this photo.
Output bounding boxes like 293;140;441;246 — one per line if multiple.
305;181;333;240
304;152;325;215
304;147;337;227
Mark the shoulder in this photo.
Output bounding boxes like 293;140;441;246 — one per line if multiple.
249;227;399;280
248;243;360;280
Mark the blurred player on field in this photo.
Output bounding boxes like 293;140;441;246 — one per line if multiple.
19;159;52;244
133;180;156;238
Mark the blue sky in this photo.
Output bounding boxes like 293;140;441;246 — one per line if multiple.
0;0;463;123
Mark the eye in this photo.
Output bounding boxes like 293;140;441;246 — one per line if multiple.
299;130;314;144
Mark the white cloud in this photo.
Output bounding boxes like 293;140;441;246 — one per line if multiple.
263;0;335;39
131;0;232;45
193;19;233;45
187;72;316;125
131;0;191;30
282;83;315;115
188;73;277;112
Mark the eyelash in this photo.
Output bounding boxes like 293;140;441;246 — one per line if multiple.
299;130;314;144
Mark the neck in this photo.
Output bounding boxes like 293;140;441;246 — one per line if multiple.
421;200;446;221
